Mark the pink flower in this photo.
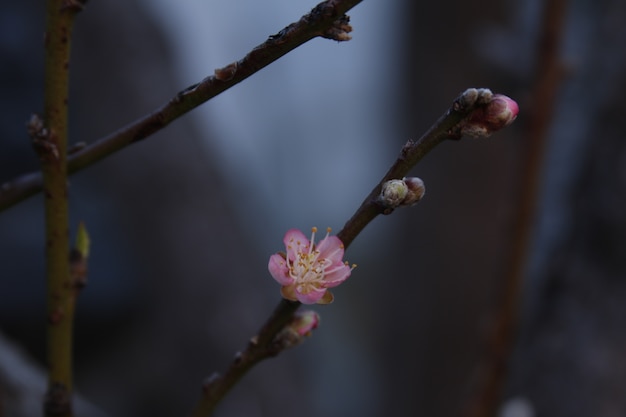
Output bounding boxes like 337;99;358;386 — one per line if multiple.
268;227;354;304
462;94;519;137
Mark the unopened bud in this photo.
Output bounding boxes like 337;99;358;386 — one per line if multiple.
273;310;321;351
379;179;408;208
461;94;519;137
379;177;427;209
401;177;426;206
290;310;320;337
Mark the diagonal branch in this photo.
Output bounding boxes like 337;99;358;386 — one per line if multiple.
192;88;518;417
0;0;362;213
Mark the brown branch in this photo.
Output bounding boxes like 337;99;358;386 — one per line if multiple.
192;88;518;417
0;0;361;214
463;1;569;416
190;300;301;417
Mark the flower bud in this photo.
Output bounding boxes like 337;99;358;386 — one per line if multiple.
379;179;409;208
273;310;321;350
290;310;320;337
401;177;426;206
461;94;519;137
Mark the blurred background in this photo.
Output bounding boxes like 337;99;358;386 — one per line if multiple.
1;0;626;416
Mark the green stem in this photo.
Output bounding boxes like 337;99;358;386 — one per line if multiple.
40;1;83;416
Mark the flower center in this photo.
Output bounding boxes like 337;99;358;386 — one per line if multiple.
285;228;331;294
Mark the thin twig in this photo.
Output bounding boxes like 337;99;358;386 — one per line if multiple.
463;1;568;416
38;1;85;416
0;0;362;213
192;88;516;417
190;300;301;417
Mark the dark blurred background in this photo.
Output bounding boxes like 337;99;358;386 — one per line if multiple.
1;0;626;416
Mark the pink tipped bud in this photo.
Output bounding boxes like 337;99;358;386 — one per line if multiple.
461;94;519;137
290;310;320;337
273;310;321;350
401;177;426;206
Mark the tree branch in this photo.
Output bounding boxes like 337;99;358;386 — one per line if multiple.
38;1;85;416
0;0;362;213
463;2;568;415
191;88;518;417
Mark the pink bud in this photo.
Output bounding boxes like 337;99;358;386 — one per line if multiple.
461;94;519;137
290;310;320;337
273;310;321;350
401;177;426;206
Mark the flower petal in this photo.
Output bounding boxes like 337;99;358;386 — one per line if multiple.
283;229;310;260
323;263;352;288
268;254;293;286
315;235;345;263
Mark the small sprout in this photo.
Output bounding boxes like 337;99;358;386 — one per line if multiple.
70;222;90;290
74;221;90;258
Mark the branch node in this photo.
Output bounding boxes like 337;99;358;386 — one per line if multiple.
232;351;244;365
268;23;298;43
249;335;259;346
201;373;221;396
214;62;239;82
27;114;59;161
321;15;352;41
